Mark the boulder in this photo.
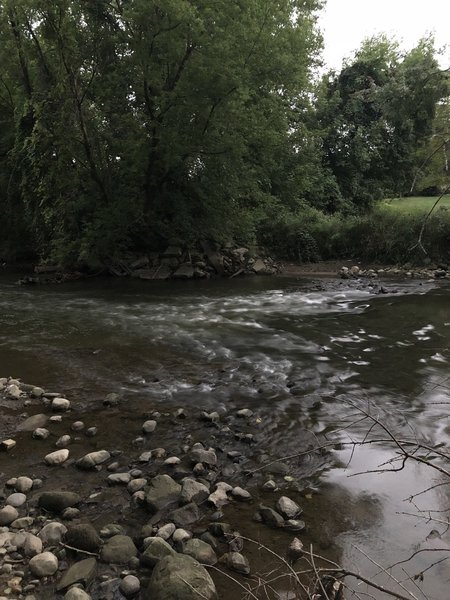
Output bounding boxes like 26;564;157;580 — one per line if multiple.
57;557;97;591
141;537;176;567
29;551;59;577
168;502;201;528
65;523;102;553
38;491;81;514
145;475;181;513
183;539;217;565
180;479;210;505
17;414;48;432
101;535;137;564
148;554;217;600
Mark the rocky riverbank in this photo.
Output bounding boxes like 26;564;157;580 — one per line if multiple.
0;377;334;600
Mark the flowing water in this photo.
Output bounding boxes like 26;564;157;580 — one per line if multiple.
1;272;450;599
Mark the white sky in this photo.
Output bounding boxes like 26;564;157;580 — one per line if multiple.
319;0;450;69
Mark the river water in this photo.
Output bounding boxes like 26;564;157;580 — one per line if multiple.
1;273;449;599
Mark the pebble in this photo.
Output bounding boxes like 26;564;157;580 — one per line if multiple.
23;533;43;557
156;523;176;541
236;408;253;418
86;427;97;437
11;517;34;529
6;493;27;508
120;575;140;597
127;478;147;494
15;477;33;493
45;449;70;465
49;415;63;423
0;506;19;525
39;522;68;545
71;421;85;431
231;487;251;500
138;451;152;462
29;551;59;577
64;589;92;600
56;435;72;448
1;439;16;451
164;456;180;465
107;473;131;485
51;397;71;411
142;420;157;434
32;428;50;440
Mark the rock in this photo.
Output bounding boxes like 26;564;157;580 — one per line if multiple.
33;428;50;439
183;539;217;565
45;449;69;465
39;491;81;514
173;264;194;279
107;472;131;485
39;522;68;545
120;574;140;598
259;505;285;528
142;420;157;434
236;408;253;418
0;506;19;526
65;524;102;553
149;554;217;600
101;535;137;564
138;451;152;463
6;492;27;508
284;519;306;532
64;589;92;600
168;502;201;528
172;528;192;548
100;524;124;539
180;479;210;505
7;383;21;399
15;476;33;493
231;487;251;501
56;557;97;591
145;475;181;513
29;551;58;577
62;507;80;520
71;421;84;431
164;456;181;465
56;435;72;448
17;414;48;431
208;482;232;508
156;523;176;541
262;480;277;491
23;533;43;557
190;447;217;466
287;537;304;562
141;537;176;567
86;427;98;437
31;386;45;397
51;397;71;411
1;439;16;451
76;450;110;470
226;552;250;575
11;516;34;529
276;496;302;519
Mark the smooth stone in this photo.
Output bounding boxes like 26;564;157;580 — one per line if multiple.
262;480;277;491
71;421;85;431
145;475;181;513
38;491;81;514
168;503;201;528
56;435;72;448
127;478;147;494
51;397;71;411
226;551;250;574
76;450;110;469
101;535;137;564
189;448;217;466
15;477;33;493
56;557;97;591
107;473;131;485
0;506;19;526
45;449;69;465
86;427;97;437
231;487;251;500
11;516;34;529
138;451;152;463
141;537;176;567
183;539;217;565
64;589;92;600
156;523;176;541
180;479;209;505
259;505;285;528
39;522;68;545
62;507;80;520
284;519;306;532
149;554;217;600
236;409;253;418
6;493;27;508
276;496;302;519
172;528;192;548
142;420;157;434
29;551;58;577
119;574;140;597
32;428;50;440
164;456;180;465
65;524;102;553
31;387;45;397
17;414;48;432
23;533;43;557
100;524;124;539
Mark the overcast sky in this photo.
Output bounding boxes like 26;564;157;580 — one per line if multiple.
319;0;450;69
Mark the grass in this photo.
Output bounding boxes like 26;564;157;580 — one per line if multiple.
381;195;450;214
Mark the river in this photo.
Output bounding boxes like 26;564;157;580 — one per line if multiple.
0;272;449;600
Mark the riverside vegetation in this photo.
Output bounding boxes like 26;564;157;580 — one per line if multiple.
0;1;449;271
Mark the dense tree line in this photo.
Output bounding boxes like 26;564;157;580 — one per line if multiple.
0;1;448;265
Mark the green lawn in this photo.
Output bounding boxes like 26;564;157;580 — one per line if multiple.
381;195;450;214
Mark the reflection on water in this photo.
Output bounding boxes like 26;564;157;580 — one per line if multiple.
1;274;450;598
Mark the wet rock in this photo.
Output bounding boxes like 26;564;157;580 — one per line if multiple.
65;524;102;553
107;472;131;485
52;397;71;411
142;420;157;434
0;506;19;526
231;487;251;501
31;386;45;397
33;428;50;440
141;537;176;567
208;522;232;540
64;589;92;600
183;539;217;565
145;475;181;513
7;383;21;399
164;456;181;466
6;492;27;508
56;557;97;591
101;535;137;564
39;522;68;545
287;537;304;562
190;447;217;467
29;551;58;577
259;505;285;528
76;450;111;470
180;478;210;505
149;554;217;600
168;502;201;528
276;496;302;519
17;414;48;432
225;551;250;575
38;491;81;514
156;523;176;541
56;435;72;448
86;427;98;437
45;448;69;465
138;451;152;463
284;519;306;532
15;476;33;493
120;574;140;598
